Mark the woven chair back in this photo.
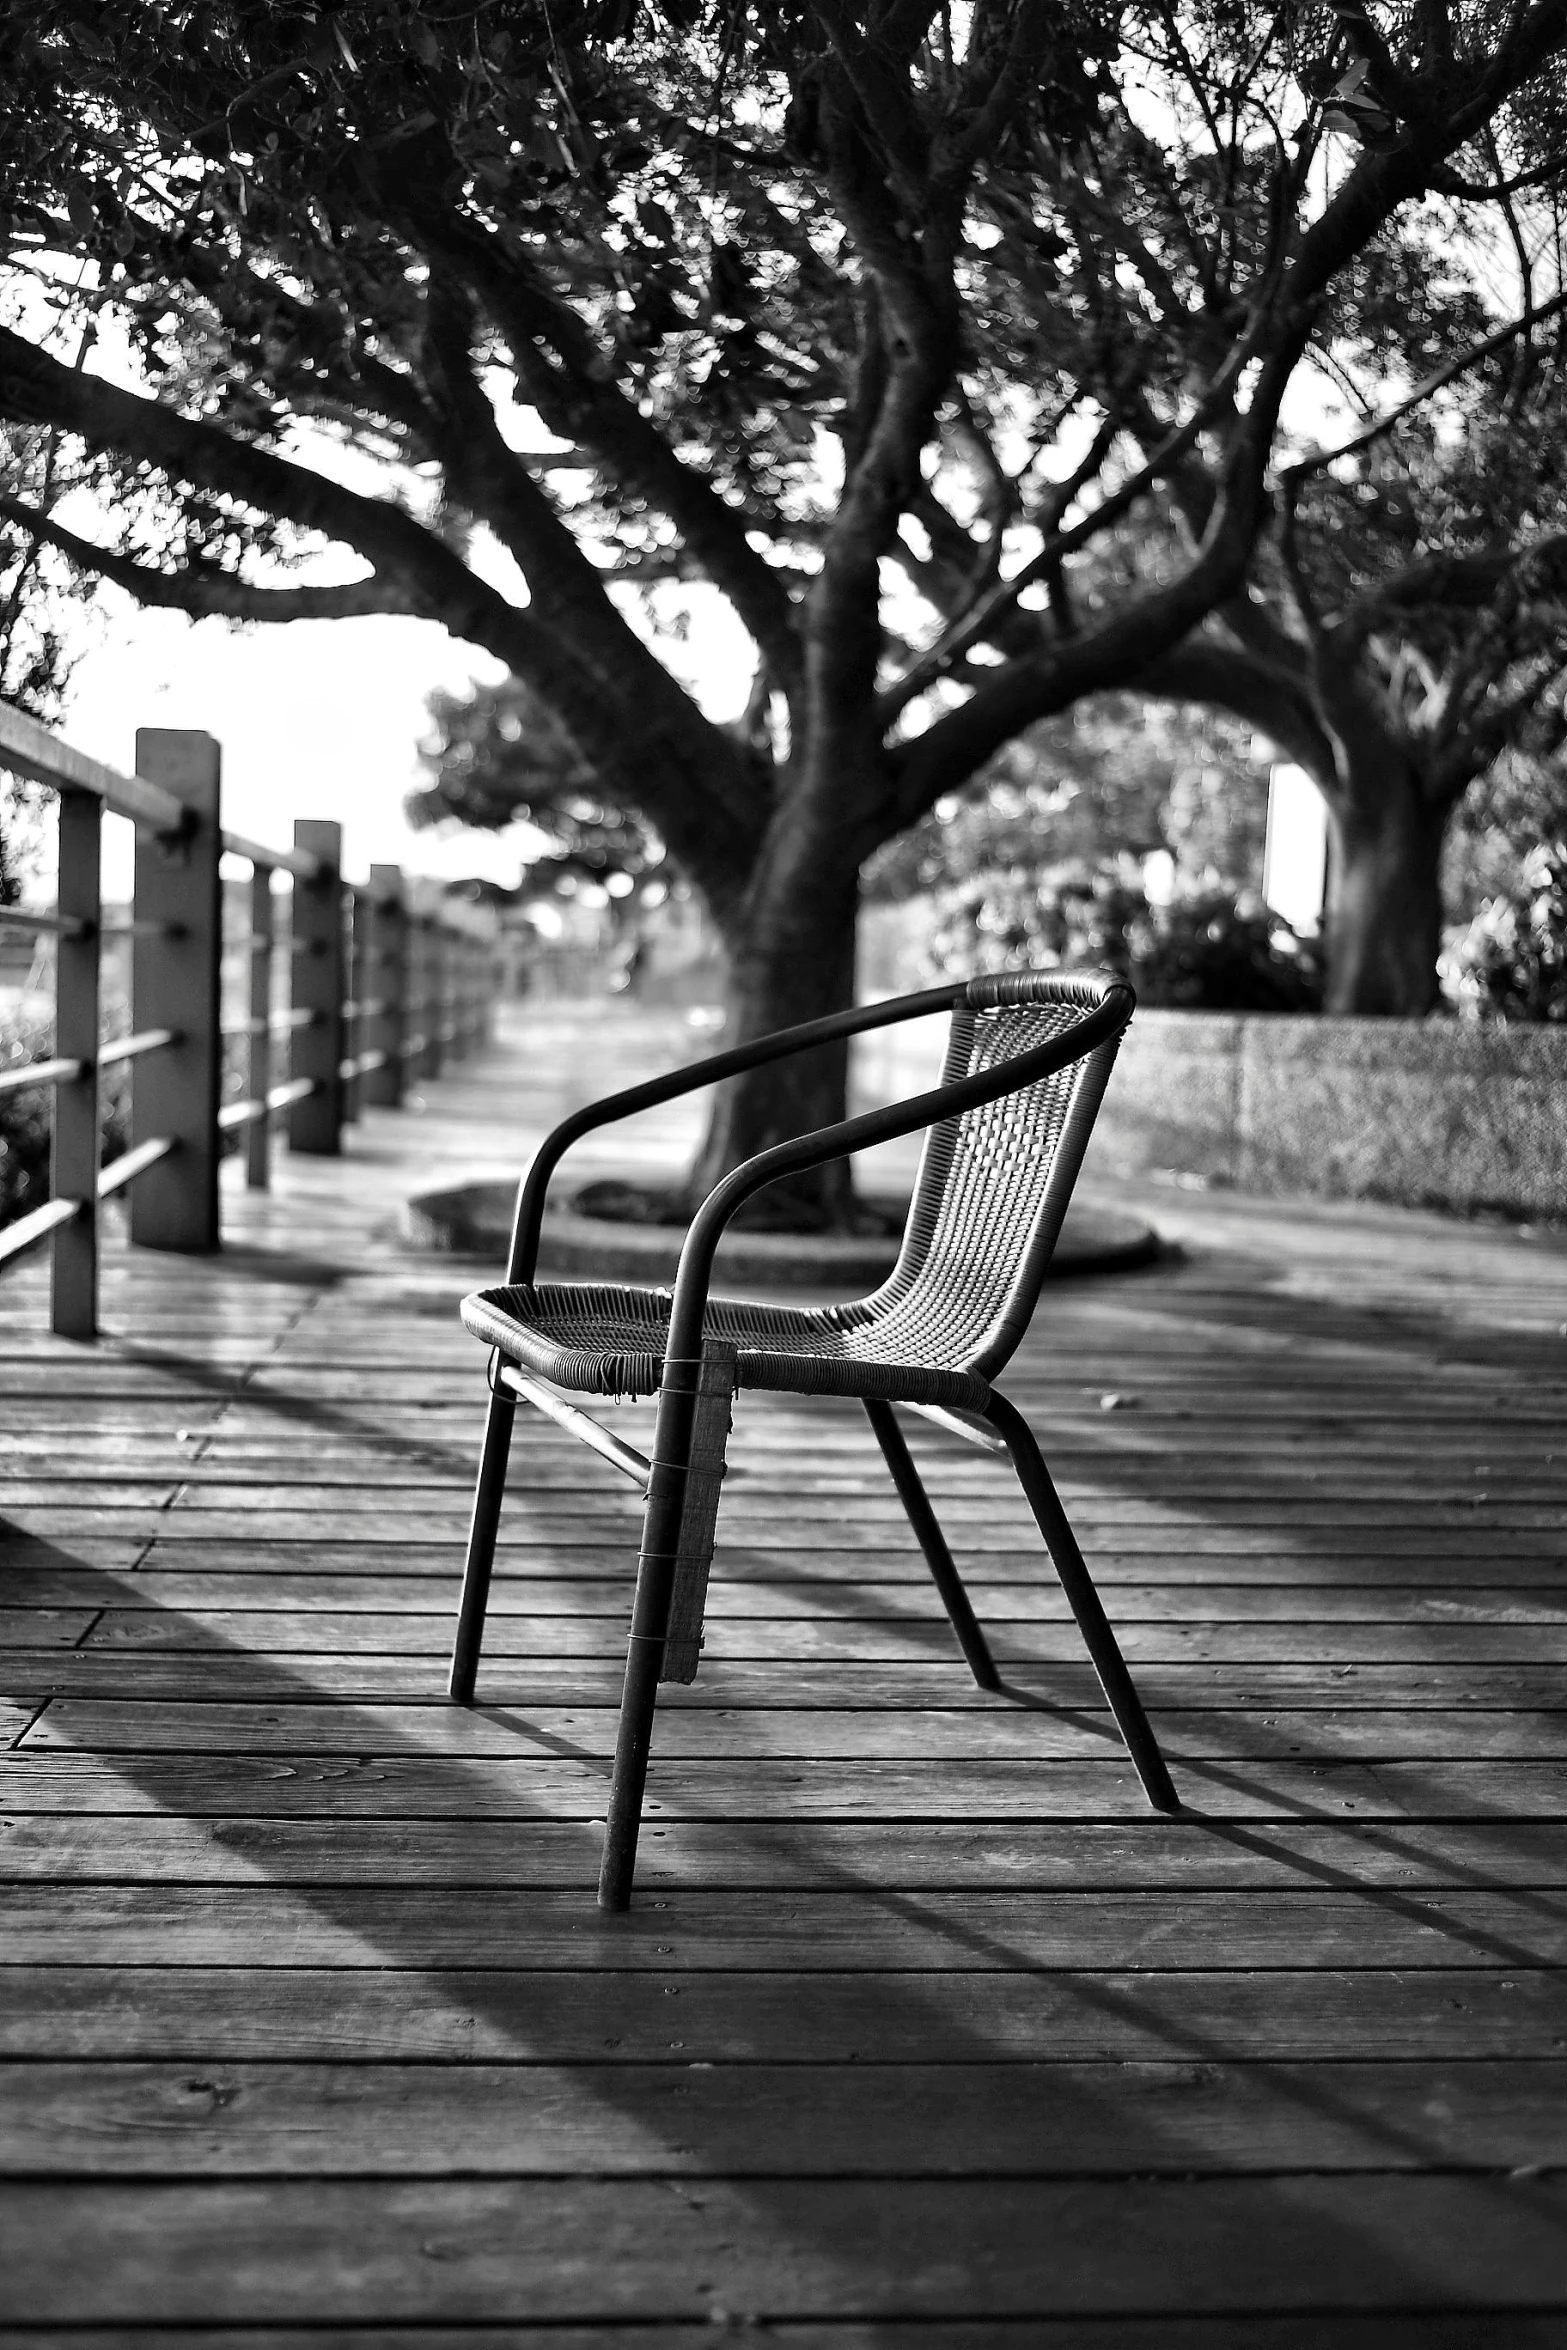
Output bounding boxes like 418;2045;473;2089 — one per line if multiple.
862;971;1132;1382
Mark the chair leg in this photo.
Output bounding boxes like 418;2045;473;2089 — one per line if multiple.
983;1389;1179;1814
598;1623;665;1913
863;1398;999;1690
449;1383;516;1703
599;1347;733;1912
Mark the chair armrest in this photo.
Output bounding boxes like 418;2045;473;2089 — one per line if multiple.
660;981;1132;1363
504;980;965;1280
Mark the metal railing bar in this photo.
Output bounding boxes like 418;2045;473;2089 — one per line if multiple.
338;1048;389;1081
97;1134;176;1198
0;1195;79;1268
0;1055;83;1099
0;903;88;938
98;917;183;941
0;704;187;833
222;1015;268;1040
270;1008;319;1034
265;1076;316;1110
98;1027;178;1070
402;1031;427;1059
216;1097;267;1131
220;828;324;881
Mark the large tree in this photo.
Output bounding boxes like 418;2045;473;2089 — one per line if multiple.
1135;297;1567;1012
1;4;1564;1214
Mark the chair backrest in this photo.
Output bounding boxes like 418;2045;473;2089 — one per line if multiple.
861;969;1133;1380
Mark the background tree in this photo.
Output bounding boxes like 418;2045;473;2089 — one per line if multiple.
1134;294;1567;1012
412;674;667;932
1;2;1564;1216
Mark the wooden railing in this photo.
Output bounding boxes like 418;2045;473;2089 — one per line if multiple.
0;708;500;1339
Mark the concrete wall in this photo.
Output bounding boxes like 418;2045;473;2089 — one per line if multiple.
854;1006;1567;1216
1089;1011;1567;1216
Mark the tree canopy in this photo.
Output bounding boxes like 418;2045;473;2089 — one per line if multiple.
3;1;1567;1200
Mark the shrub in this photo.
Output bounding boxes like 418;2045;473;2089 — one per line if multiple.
1134;891;1324;1013
1442;843;1567;1022
0;1009;131;1229
914;861;1323;1013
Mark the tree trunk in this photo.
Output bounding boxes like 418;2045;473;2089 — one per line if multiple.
680;815;868;1231
1322;759;1447;1015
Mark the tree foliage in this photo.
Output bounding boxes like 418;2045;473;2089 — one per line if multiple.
0;423;103;900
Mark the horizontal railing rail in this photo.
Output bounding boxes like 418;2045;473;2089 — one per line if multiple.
0;709;503;1337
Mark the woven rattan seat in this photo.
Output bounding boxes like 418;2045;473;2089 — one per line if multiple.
462;1283;995;1410
447;970;1178;1912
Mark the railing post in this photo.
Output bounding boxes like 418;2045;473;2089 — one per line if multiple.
365;864;406;1108
246;863;274;1189
425;921;447;1079
130;729;222;1253
481;941;498;1046
50;789;101;1336
342;887;363;1125
288;819;345;1155
446;928;466;1064
466;937;485;1055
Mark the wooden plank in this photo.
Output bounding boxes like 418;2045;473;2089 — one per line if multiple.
1;1815;1562;1890
0;2327;1562;2350
0;1611;98;1648
5;1885;1564;1969
11;1450;1566;1498
57;1608;1567;1661
109;1486;1567;1527
4;2175;1567;2321
10;1570;1567;1622
104;1541;1567;1583
18;1694;1567;1753
3;1964;1561;2063
6;1750;1564;1819
4;2058;1566;2178
9;1655;1567;1709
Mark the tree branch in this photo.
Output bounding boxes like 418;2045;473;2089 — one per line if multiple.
881;314;1307;829
1284;291;1567;484
1131;632;1340;782
0;323;759;890
0;498;415;622
407;211;804;695
1336;531;1567;645
878;301;1273;727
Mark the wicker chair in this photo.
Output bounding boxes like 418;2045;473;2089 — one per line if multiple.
450;969;1178;1909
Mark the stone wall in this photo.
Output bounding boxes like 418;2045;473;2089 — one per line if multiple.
1088;1011;1567;1216
853;1006;1567;1216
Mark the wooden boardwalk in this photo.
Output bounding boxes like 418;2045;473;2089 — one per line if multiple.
3;1000;1567;2341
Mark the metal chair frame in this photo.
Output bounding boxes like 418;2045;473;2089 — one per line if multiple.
449;971;1178;1911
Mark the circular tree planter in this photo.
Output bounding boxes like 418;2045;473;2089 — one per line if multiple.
403;1177;1161;1287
